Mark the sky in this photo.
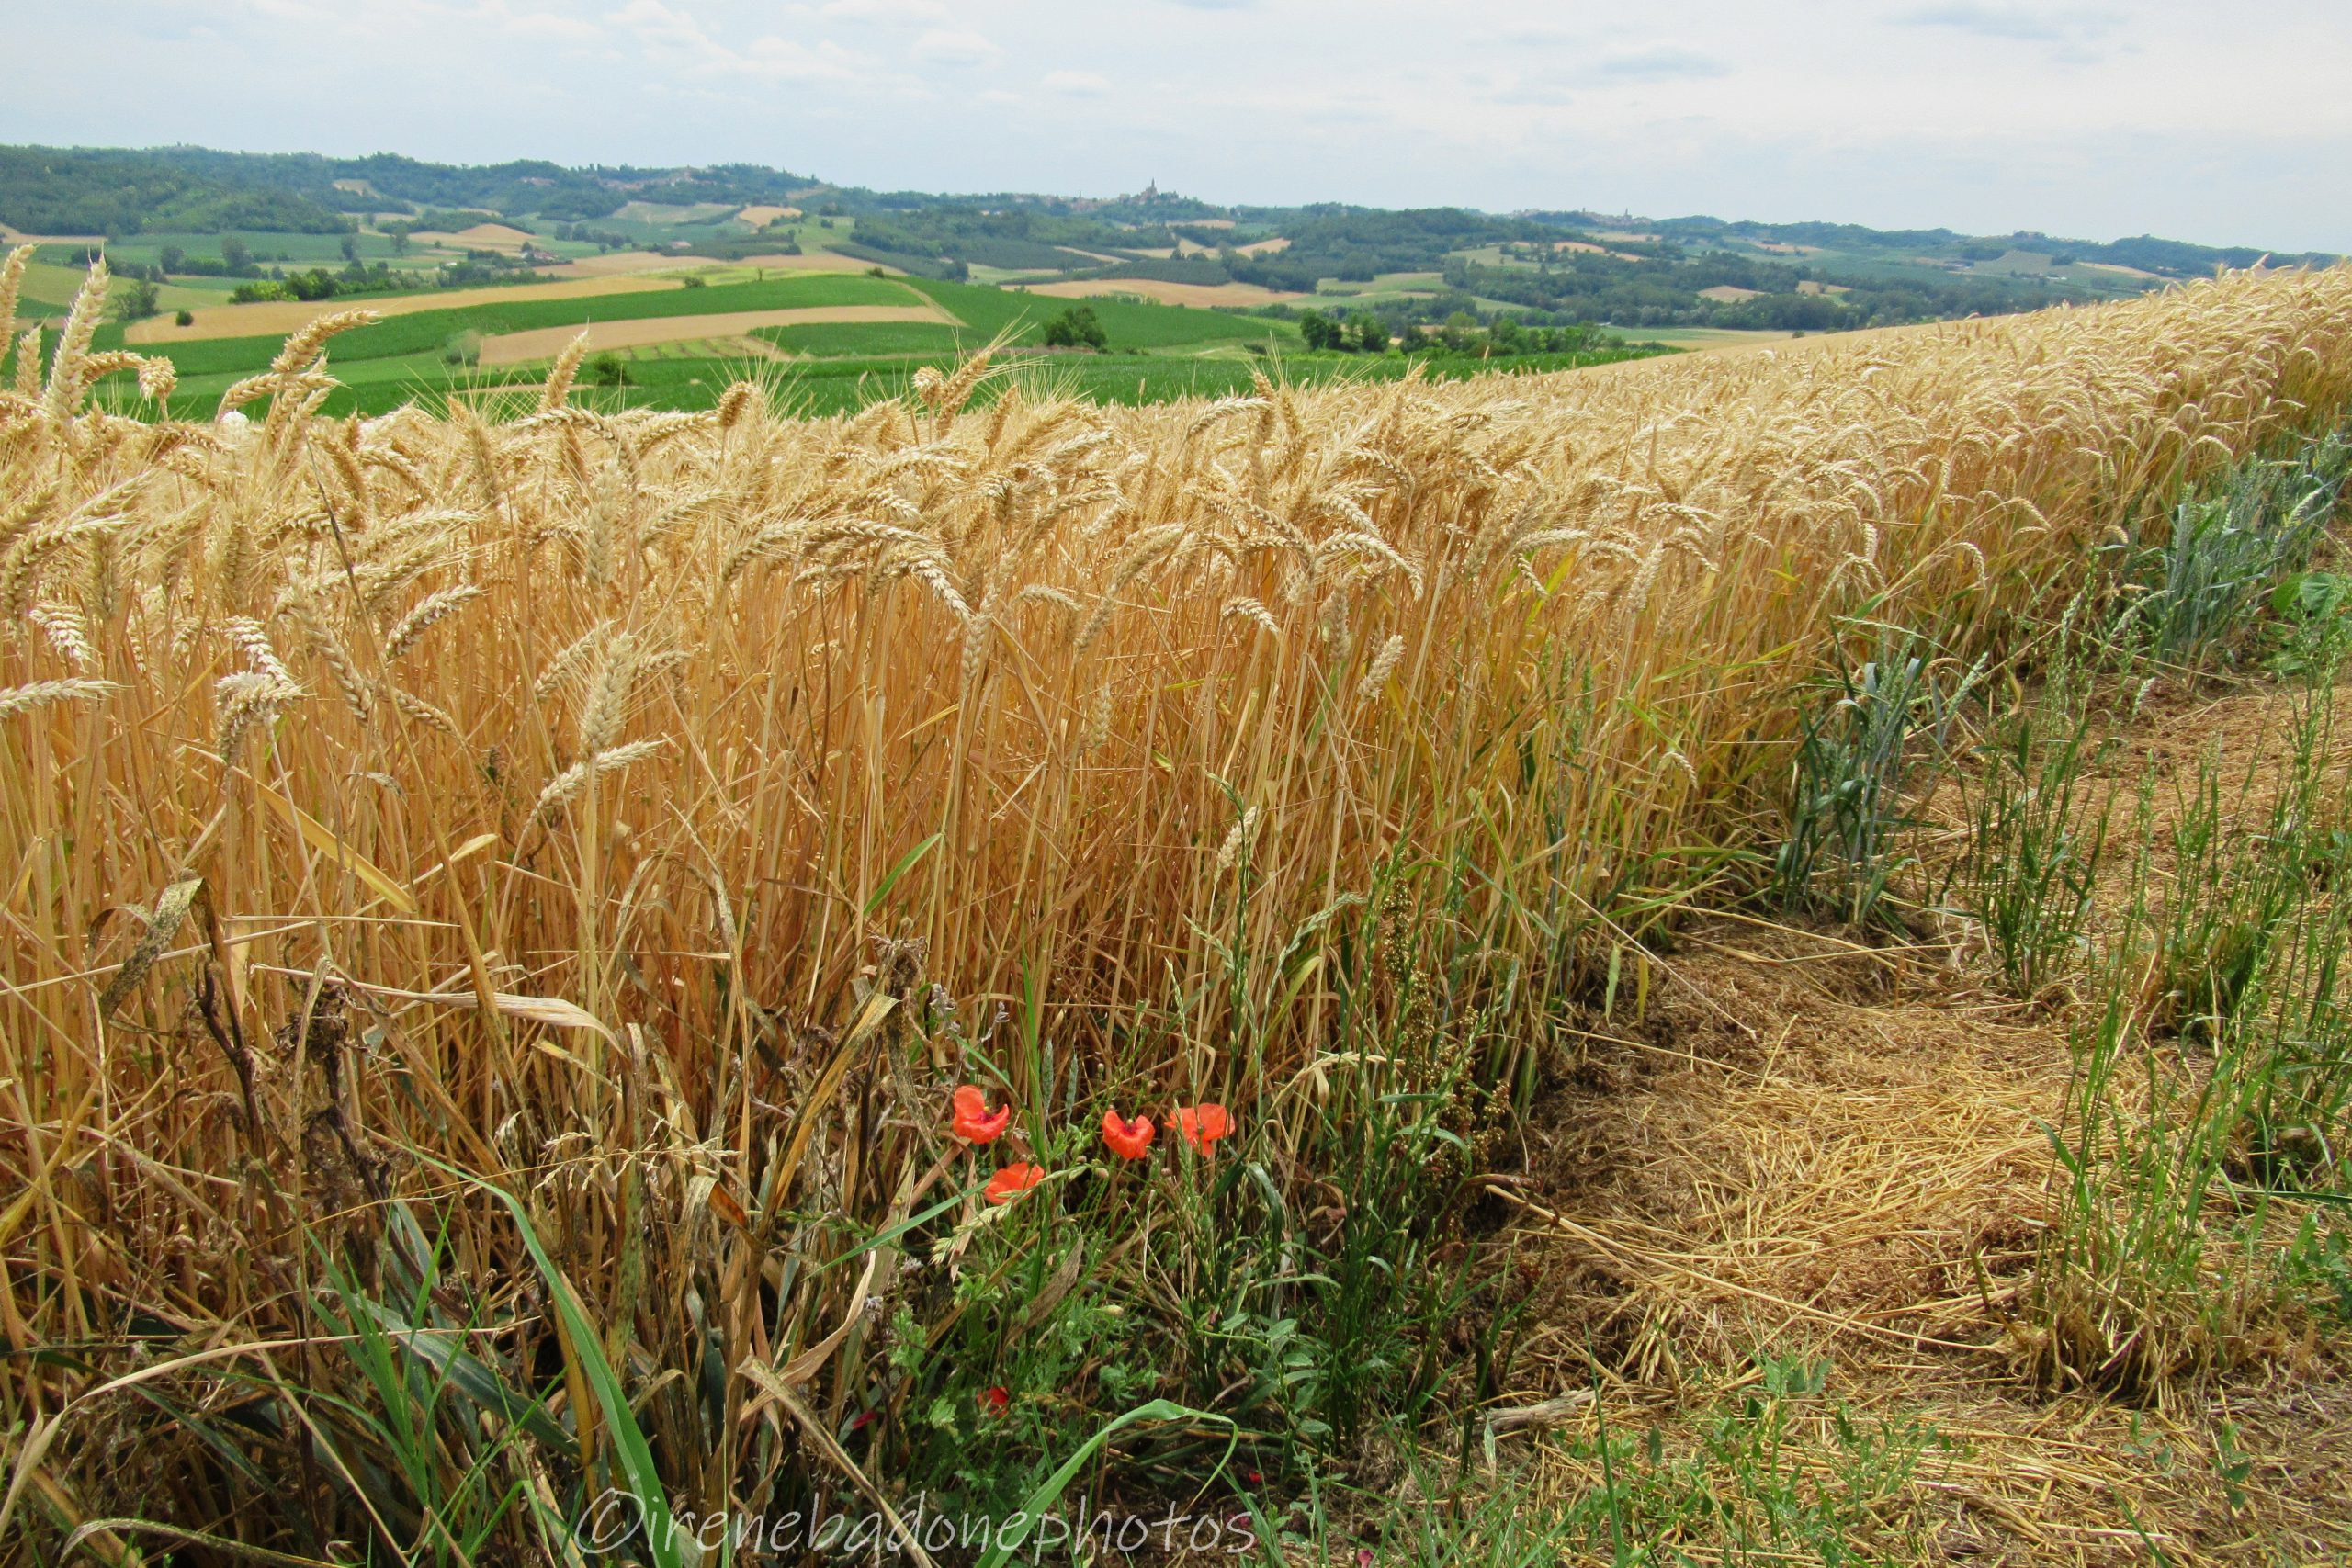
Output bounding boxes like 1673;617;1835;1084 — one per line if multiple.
9;0;2352;251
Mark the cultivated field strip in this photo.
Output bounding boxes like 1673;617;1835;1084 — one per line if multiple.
124;272;686;344
472;304;956;364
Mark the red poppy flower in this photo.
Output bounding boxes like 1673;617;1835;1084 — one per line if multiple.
1101;1108;1155;1160
978;1385;1010;1418
1175;1102;1235;1154
984;1162;1046;1204
951;1085;1011;1145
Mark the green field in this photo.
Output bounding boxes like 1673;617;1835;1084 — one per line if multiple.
104;272;924;377
755;320;974;357
899;278;1290;349
99;270;1277;387
62;337;1676;423
21;225;1685;423
1633;325;1798;349
43;265;1309;418
93;231;418;267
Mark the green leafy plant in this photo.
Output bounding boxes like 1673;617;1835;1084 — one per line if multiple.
1951;610;2114;994
2115;427;2351;664
2267;570;2352;678
1775;628;1983;925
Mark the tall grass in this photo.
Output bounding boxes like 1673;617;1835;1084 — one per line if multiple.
1947;603;2114;993
2116;426;2352;664
2023;661;2352;1395
1772;626;1982;926
7;252;2352;1555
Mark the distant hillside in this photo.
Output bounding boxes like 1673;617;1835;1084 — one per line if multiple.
2;142;2337;335
0;147;351;235
0;145;820;235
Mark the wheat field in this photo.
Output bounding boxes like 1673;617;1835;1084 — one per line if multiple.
5;251;2352;1556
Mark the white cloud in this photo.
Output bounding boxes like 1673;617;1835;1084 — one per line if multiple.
1890;3;2128;62
471;1;603;43
911;28;1001;66
1894;3;2121;44
740;35;867;83
241;0;331;20
12;0;2352;253
1586;47;1727;84
821;0;946;22
601;2;866;83
605;0;711;52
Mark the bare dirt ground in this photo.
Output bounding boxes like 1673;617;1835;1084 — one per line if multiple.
1486;678;2352;1564
472;304;954;365
0;224;106;247
409;222;536;250
124;274;684;343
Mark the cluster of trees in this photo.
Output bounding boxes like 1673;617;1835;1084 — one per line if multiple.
149;237;272;277
1220;208;1566;292
1040;305;1108;350
1295;306;1604;357
0;145;837;241
1647;216;2335;281
551;224;634;249
229;260;415;304
112;278;160;322
0;148;351;235
1442;250;2079;332
141;150;820;225
97;237;276;279
1295;310;1386;352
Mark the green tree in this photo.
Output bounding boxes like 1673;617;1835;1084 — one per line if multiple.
1352;314;1389;354
112;278;161;322
1296;309;1342;351
157;243;186;275
1042;305;1108;351
286;268;340;302
220;234;252;274
340;232;359;264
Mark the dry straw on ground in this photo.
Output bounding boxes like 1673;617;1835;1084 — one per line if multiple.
5;254;2352;1549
